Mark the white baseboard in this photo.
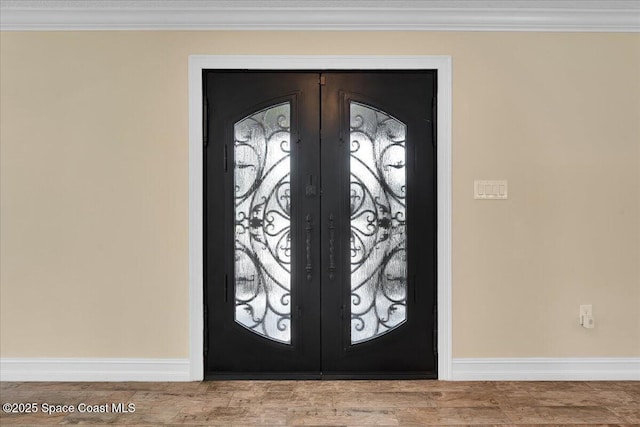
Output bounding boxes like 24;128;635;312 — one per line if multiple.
452;357;640;381
2;357;638;382
0;358;191;382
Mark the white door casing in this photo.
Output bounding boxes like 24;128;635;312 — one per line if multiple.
188;55;452;380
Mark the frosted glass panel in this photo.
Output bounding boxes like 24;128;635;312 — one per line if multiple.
350;102;407;344
234;102;291;344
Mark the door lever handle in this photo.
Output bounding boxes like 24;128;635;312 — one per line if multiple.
306;214;312;281
328;213;336;280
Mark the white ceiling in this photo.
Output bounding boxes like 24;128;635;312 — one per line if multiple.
1;0;639;31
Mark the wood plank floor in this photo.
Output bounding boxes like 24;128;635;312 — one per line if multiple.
1;380;638;426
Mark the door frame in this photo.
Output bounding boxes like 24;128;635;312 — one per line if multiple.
188;55;452;380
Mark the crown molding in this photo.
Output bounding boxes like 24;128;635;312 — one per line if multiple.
1;0;639;31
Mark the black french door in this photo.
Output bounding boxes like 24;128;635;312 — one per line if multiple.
204;71;437;379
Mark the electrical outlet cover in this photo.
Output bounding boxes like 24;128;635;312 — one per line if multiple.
580;304;594;328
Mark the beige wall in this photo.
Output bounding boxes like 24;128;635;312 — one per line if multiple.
1;31;638;359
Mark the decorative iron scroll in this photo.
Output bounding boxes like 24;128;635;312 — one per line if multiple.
349;102;407;344
234;102;292;344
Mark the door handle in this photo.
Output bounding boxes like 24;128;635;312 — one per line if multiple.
328;213;336;280
306;213;312;281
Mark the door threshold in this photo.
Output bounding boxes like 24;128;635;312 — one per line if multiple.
205;372;437;380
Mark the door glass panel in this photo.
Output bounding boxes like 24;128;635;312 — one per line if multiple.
234;102;292;344
350;102;407;344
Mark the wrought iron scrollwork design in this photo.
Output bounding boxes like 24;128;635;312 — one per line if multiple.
349;102;408;344
233;102;292;344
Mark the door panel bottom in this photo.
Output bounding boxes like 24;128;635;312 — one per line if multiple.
205;372;437;380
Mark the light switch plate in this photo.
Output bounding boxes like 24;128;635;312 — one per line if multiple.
474;180;508;200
